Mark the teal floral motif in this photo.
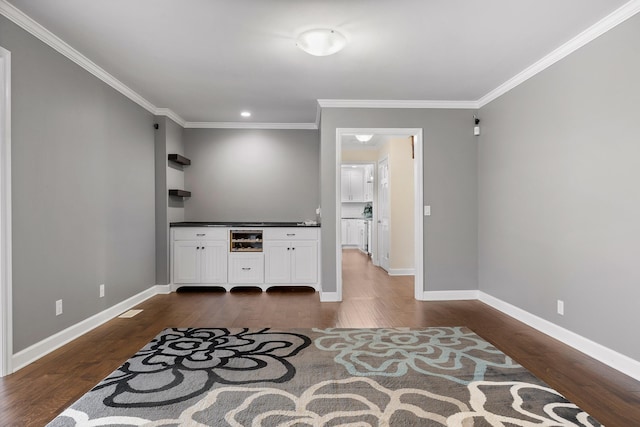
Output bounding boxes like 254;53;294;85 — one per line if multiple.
313;327;519;384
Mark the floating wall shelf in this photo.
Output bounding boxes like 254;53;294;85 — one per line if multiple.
168;154;191;166
168;189;191;198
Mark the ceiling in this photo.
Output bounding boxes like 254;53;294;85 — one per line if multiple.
3;0;633;125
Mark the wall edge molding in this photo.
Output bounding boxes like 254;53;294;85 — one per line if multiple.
184;121;318;130
478;0;640;107
419;290;480;301
479;291;640;382
0;0;190;125
388;268;415;276
319;290;341;302
317;99;479;109
11;284;166;373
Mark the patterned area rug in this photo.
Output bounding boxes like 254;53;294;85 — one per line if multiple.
47;327;602;426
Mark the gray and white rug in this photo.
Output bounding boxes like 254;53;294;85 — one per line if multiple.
47;327;602;426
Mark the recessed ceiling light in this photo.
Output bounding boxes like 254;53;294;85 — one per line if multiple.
241;111;251;118
355;135;373;142
296;29;347;56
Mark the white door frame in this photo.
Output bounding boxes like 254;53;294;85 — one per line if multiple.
335;128;424;301
0;46;12;377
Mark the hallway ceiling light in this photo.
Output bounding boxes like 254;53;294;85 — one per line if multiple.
355;134;373;143
296;29;347;56
240;111;251;117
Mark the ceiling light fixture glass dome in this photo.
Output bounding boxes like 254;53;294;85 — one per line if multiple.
355;134;373;142
296;28;347;56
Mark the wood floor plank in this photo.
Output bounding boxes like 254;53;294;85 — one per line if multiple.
0;249;638;425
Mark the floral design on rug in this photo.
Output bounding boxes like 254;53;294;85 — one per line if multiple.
313;326;519;383
58;378;600;426
92;328;311;407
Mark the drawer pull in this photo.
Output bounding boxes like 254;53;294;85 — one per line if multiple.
196;233;206;236
286;233;296;236
241;267;251;271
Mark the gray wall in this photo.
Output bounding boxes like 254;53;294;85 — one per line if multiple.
154;116;185;285
2;16;156;352
320;108;478;294
478;13;640;361
183;129;319;222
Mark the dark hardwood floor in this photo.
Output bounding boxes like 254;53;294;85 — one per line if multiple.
1;248;638;425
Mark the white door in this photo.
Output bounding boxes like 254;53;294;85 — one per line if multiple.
265;241;291;283
201;241;228;284
291;240;318;283
174;241;200;283
378;158;390;272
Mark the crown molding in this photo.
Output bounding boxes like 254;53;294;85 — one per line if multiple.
0;0;164;115
155;108;186;128
185;122;318;130
317;99;479;109
478;0;640;107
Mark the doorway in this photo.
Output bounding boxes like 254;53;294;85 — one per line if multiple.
335;128;423;301
0;46;12;377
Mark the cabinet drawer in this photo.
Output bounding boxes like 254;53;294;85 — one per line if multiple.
263;228;318;241
173;227;227;241
228;253;264;283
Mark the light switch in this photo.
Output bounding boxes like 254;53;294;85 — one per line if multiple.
424;205;431;216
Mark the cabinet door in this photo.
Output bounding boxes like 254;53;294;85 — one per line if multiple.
201;241;228;283
173;241;200;283
341;219;348;245
291;240;318;284
341;169;351;202
358;221;365;250
264;241;291;283
349;168;365;202
346;219;359;245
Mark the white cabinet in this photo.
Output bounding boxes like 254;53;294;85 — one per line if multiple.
172;228;227;284
341;219;359;246
172;226;319;291
264;228;319;285
228;253;264;283
341;167;365;202
357;220;366;252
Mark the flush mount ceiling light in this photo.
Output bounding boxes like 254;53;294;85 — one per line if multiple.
296;28;347;56
355;134;373;143
240;111;251;118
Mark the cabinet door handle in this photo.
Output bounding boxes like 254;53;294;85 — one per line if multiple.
196;233;205;236
287;247;290;251
292;247;296;250
241;267;251;271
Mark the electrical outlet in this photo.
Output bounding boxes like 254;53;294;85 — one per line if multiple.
99;284;105;298
55;299;63;316
557;300;564;316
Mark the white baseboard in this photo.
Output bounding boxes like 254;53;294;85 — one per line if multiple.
479;291;640;382
419;290;479;301
319;290;341;302
388;268;415;276
12;284;166;372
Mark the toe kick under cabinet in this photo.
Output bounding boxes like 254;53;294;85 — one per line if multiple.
171;226;319;291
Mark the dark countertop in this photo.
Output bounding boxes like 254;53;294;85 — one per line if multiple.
170;221;321;228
